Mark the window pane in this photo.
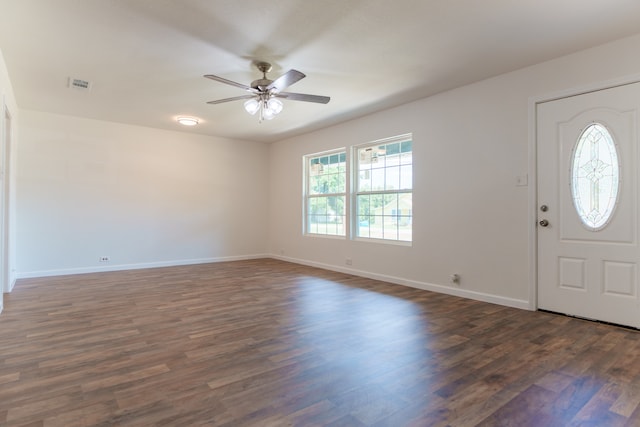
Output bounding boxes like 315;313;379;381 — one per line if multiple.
385;166;400;190
399;165;413;190
357;214;371;238
334;196;346;216
371;168;385;191
373;146;386;168
383;224;398;240
308;175;321;195
310;196;326;215
382;194;398;217
339;153;346;172
400;151;412;165
358;147;374;165
371;194;385;211
357;194;370;213
398;194;412;241
386;142;400;156
326;221;336;235
358;224;370;238
358;170;371;191
370;216;384;239
308;153;346;195
356;195;370;238
401;140;412;153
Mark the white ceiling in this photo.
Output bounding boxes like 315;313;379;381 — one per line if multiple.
2;0;640;143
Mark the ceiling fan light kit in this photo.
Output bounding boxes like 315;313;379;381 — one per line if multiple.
205;61;330;123
244;95;283;121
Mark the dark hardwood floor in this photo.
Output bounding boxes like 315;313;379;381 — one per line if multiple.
1;259;640;426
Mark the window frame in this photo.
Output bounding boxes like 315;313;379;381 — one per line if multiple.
352;134;413;244
303;148;348;238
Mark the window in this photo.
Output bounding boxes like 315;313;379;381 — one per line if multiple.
303;134;413;243
355;134;412;242
304;150;347;236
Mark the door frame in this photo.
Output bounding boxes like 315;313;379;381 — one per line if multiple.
528;73;640;311
1;98;12;296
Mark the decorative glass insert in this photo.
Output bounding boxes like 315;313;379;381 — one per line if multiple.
571;123;620;230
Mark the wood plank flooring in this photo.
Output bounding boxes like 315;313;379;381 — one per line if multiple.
1;259;640;426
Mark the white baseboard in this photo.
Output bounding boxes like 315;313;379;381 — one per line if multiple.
15;254;270;279
14;253;530;311
271;254;531;311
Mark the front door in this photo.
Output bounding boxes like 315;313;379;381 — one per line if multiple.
537;82;640;328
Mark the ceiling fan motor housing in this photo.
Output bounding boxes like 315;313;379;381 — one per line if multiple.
251;78;273;91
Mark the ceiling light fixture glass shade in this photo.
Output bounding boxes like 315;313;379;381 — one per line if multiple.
244;96;284;122
266;98;283;115
243;98;260;115
263;109;276;121
177;117;199;126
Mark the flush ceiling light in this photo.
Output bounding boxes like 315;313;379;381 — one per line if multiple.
177;117;199;126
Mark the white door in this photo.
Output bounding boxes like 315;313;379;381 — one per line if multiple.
537;82;640;328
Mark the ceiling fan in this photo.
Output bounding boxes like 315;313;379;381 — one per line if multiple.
204;61;330;122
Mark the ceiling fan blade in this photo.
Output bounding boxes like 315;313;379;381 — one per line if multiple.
266;70;305;92
204;74;257;92
207;94;256;105
276;92;330;104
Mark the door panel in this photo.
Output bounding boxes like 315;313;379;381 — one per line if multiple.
537;82;640;328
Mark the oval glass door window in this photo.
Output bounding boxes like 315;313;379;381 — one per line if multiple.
571;123;620;230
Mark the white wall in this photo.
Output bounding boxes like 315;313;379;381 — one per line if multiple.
269;33;640;309
17;111;269;277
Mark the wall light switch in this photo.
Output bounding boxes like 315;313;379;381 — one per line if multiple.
516;175;528;187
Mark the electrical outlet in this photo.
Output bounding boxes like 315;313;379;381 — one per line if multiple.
346;258;353;266
99;256;110;262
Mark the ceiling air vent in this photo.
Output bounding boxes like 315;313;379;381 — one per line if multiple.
68;77;91;90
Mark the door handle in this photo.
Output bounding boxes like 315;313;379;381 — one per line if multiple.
539;219;549;227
